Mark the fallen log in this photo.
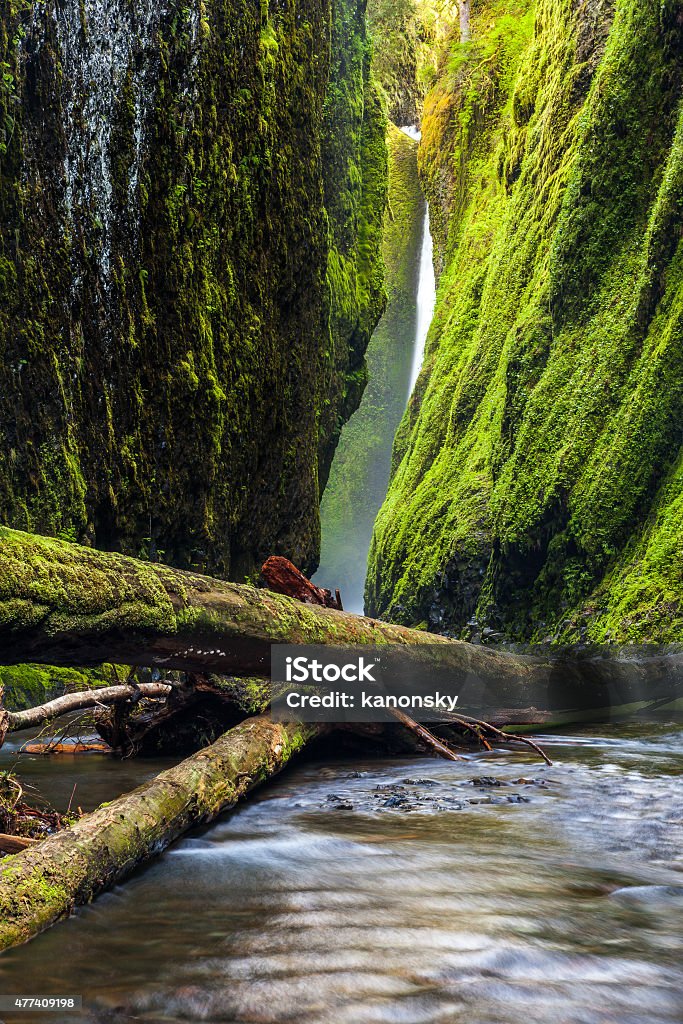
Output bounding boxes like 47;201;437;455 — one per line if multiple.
0;834;37;855
0;527;546;714
0;714;322;951
1;527;682;721
0;682;172;747
0;526;464;672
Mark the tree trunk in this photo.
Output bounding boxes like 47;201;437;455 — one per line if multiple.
2;682;172;745
0;526;522;692
0;714;322;952
1;527;680;721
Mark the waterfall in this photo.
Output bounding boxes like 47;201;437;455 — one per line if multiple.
400;124;435;396
408;207;436;396
314;124;435;613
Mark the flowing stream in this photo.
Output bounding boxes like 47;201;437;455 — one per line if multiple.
2;103;680;1019
1;720;682;1023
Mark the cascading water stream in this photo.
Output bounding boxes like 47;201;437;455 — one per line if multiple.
314;125;435;613
2;719;683;1022
398;124;436;396
409;206;436;395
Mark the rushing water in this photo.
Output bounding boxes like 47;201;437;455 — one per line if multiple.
1;721;682;1023
399;124;436;395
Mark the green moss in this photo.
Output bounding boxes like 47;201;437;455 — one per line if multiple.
0;0;387;583
367;0;450;124
317;4;389;492
367;0;683;643
0;664;111;712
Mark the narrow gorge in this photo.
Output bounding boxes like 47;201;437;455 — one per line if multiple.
314;123;429;612
0;1;681;1012
0;0;385;580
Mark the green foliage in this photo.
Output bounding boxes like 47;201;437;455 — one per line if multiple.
367;0;683;643
0;664;113;712
367;0;452;124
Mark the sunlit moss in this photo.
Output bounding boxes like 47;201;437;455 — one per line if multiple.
368;0;683;643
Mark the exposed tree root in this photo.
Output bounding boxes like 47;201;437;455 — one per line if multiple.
387;708;465;761
439;713;553;765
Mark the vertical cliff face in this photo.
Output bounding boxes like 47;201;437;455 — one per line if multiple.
0;0;386;578
366;0;456;126
318;0;388;491
367;0;683;642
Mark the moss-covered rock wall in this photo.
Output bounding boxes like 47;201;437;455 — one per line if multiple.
367;0;455;125
0;0;386;581
367;0;683;643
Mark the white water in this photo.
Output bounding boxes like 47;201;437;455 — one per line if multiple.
409;206;436;395
398;125;436;397
399;124;421;143
3;722;683;1023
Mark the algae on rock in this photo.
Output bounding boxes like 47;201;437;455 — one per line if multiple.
367;0;683;643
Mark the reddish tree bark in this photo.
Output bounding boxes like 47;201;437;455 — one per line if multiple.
261;556;342;609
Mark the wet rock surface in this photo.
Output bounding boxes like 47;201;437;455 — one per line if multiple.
318;769;551;814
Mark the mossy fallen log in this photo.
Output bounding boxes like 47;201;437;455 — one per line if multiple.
0;525;496;676
0;714;321;951
1;526;682;721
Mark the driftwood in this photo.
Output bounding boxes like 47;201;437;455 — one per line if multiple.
0;714;322;952
261;556;343;609
437;712;553;765
0;834;36;855
0;682;172;748
22;742;111;755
